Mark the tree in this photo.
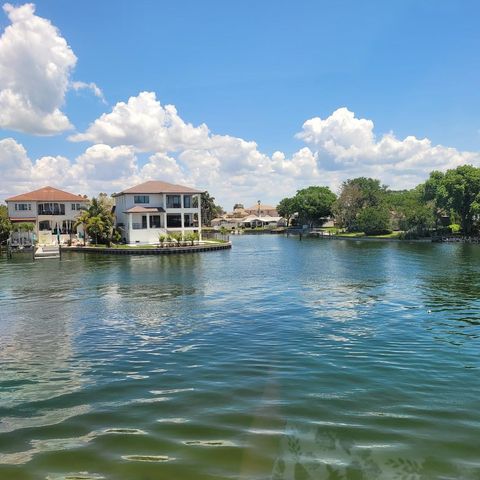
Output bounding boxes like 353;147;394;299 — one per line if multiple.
292;186;337;226
356;206;391;235
333;177;387;231
86;216;105;245
201;192;224;226
423;165;480;234
74;210;91;246
277;197;296;226
0;205;12;245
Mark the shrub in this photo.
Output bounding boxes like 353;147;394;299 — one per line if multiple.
357;206;391;235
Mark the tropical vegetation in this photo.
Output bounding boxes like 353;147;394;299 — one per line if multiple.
277;165;480;238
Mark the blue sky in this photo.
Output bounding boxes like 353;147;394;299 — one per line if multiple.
1;1;480;207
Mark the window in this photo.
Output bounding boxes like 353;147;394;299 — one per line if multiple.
71;203;81;211
183;195;192;208
39;220;51;231
134;195;150;204
15;203;31;211
38;203;65;215
142;215;147;229
150;215;162;228
166;195;181;208
192;195;199;208
167;214;182;228
184;213;194;227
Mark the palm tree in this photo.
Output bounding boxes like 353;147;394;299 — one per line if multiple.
74;210;91;246
87;216;105;246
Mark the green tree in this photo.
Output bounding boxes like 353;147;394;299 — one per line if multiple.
423;165;480;234
0;205;12;245
201;192;224;226
356;205;391;235
277;197;296;226
86;216;105;245
73;210;91;246
290;186;337;227
333;177;387;231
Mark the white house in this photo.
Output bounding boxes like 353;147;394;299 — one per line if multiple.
114;180;202;244
5;186;88;245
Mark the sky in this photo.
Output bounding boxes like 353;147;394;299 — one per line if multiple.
1;0;480;209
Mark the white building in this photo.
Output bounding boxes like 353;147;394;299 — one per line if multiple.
114;180;202;244
5;186;88;245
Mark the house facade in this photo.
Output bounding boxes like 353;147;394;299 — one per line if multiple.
114;180;202;244
5;186;88;245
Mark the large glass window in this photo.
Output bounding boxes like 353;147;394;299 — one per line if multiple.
184;213;194;227
142;215;147;229
166;195;181;208
71;203;81;210
183;195;192;208
134;195;149;204
192;195;199;208
150;215;162;228
38;203;65;215
167;214;182;228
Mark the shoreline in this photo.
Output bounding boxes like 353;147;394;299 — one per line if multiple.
62;242;232;255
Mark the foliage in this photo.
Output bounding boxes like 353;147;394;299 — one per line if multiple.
449;223;461;234
278;186;336;227
184;232;199;245
333;177;387;231
201;192;224;226
356;205;391;235
423;165;480;234
74;195;115;245
12;222;35;232
86;216;105;245
0;205;12;244
277;197;296;226
169;232;183;244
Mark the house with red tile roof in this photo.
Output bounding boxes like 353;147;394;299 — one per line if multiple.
114;180;203;244
5;186;88;245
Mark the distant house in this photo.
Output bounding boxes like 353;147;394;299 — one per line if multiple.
245;203;279;217
211;201;283;229
5;186;88;245
114;180;202;244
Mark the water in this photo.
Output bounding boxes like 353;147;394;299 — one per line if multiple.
0;236;479;480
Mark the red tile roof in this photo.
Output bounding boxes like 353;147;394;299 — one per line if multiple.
6;186;87;202
117;180;202;195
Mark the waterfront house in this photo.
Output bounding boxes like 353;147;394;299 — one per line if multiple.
114;180;202;244
211;201;283;229
5;186;88;245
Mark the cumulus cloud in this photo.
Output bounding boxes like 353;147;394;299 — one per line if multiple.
0;3;77;134
2;94;480;208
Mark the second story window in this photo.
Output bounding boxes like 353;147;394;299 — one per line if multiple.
183;195;192;208
38;203;65;215
166;195;181;208
71;203;81;210
134;195;150;204
15;203;31;211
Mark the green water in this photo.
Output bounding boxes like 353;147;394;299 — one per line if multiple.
0;236;479;479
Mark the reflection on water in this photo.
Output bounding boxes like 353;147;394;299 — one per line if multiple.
0;237;479;479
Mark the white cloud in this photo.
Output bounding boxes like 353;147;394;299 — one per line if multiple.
0;3;77;134
2;96;480;208
69;91;210;151
71;81;106;104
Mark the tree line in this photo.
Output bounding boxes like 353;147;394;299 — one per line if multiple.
277;165;480;237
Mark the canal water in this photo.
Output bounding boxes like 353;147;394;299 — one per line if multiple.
0;235;479;479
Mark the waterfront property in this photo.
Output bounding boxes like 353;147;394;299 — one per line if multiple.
5;186;88;245
211;202;284;229
114;180;202;245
